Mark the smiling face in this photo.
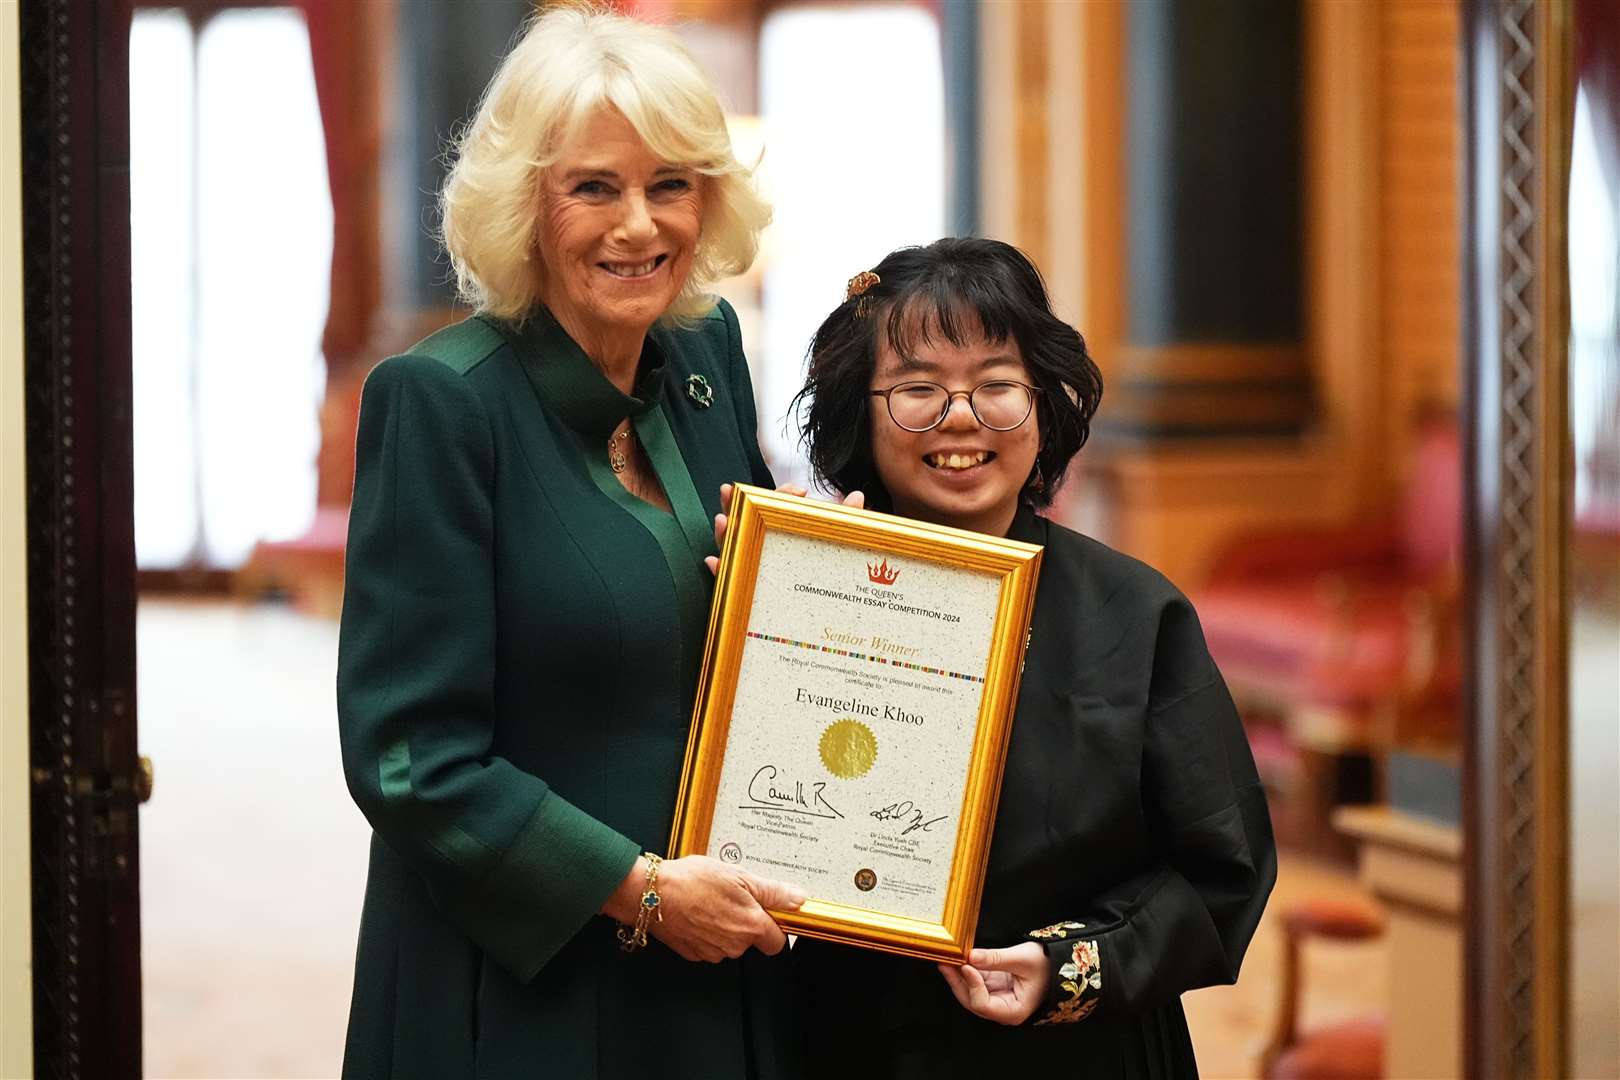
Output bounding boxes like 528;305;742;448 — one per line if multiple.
535;108;704;357
868;316;1041;538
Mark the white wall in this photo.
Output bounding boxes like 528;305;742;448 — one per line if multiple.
1;0;35;1073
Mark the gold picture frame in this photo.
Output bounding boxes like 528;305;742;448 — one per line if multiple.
668;485;1044;963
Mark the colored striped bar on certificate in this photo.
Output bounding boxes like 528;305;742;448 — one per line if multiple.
745;631;986;683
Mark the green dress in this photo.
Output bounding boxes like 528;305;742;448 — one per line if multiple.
336;299;791;1079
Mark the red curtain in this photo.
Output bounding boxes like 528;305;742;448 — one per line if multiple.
1576;0;1619;194
298;0;384;374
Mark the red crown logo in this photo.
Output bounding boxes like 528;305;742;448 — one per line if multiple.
866;557;901;586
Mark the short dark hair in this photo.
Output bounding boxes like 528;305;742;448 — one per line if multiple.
792;237;1104;511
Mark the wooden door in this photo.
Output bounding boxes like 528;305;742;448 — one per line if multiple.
20;0;143;1075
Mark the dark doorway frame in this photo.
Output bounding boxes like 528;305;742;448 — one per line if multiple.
20;0;142;1076
1461;0;1576;1077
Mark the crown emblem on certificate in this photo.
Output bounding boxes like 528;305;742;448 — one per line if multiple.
866;557;900;586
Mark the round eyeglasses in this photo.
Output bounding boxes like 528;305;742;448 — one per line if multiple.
869;380;1042;433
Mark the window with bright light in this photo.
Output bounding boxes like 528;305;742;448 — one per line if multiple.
755;5;946;485
1569;87;1619;530
130;7;331;570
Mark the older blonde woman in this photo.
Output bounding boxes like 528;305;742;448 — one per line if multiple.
336;8;802;1078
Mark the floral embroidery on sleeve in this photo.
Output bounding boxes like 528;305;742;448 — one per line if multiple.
1034;938;1102;1025
1024;921;1103;1025
1028;920;1087;940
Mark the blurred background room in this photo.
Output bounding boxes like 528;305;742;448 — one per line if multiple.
6;0;1616;1077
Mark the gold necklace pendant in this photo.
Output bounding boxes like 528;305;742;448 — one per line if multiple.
608;426;632;473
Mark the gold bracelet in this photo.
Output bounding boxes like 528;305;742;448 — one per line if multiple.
616;852;664;952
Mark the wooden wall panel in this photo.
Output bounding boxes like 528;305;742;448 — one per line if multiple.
976;0;1017;246
1304;0;1381;509
1043;0;1084;334
1013;0;1048;275
1379;0;1462;479
988;0;1465;586
1076;0;1126;390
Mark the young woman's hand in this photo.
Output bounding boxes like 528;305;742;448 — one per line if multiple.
937;942;1051;1025
601;854;805;962
706;482;866;574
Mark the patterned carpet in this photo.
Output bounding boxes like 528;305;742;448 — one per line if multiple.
137;598;1386;1079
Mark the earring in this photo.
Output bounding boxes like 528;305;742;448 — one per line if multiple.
1027;463;1045;495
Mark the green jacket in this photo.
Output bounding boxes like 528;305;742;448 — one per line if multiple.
337;300;793;1079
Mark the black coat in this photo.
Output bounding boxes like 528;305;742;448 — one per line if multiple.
793;507;1277;1078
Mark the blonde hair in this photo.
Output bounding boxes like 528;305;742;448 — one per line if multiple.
440;4;771;322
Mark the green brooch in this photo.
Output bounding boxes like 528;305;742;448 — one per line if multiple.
685;373;714;409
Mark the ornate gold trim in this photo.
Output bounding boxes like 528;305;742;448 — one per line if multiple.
1480;1;1573;1076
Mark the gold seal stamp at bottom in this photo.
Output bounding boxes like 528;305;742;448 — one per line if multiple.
819;718;878;779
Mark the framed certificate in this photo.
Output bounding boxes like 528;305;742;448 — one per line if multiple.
669;485;1043;963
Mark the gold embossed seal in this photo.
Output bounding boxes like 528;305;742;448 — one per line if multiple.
819;718;878;779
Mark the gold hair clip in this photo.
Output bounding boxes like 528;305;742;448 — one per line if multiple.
845;270;880;301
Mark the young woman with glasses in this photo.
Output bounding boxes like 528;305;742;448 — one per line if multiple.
788;238;1276;1079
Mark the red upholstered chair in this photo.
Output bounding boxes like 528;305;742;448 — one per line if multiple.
236;505;352;617
1258;897;1386;1080
1197;421;1462;759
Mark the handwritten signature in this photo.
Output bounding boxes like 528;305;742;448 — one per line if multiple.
741;766;845;821
869;801;949;836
